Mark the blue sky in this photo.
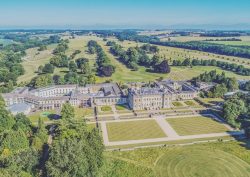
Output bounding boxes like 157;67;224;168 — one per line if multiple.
0;0;250;29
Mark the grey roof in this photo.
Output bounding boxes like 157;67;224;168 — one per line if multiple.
8;103;32;113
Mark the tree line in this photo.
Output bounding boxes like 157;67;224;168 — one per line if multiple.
30;40;95;88
223;93;249;128
192;70;239;98
87;40;115;77
101;31;250;60
0;96;48;176
0;96;104;176
109;41;170;73
172;58;250;76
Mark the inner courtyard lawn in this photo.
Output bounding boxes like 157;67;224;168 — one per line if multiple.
101;106;112;112
172;102;184;107
74;107;94;119
106;120;167;141
28;110;59;123
184;100;197;106
166;116;229;135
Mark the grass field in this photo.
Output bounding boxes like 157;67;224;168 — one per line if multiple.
166;116;229;135
184;100;197;106
28;110;59;123
104;140;250;177
101;106;112;112
106;120;166;141
155;147;250;177
106;36;250;68
199;98;224;106
74;107;94;119
172;101;184;107
18;35;250;84
18;44;57;83
208;40;250;46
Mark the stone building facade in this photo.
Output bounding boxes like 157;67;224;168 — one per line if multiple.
2;80;199;113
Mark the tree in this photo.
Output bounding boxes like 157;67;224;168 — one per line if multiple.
223;98;246;127
243;81;250;91
61;103;75;121
30;74;53;88
42;63;55;74
0;107;15;133
37;65;44;74
153;60;171;73
69;61;77;72
13;113;32;136
182;58;191;66
0;130;29;156
46;122;104;177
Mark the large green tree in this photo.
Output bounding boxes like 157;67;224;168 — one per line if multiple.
223;98;246;128
61;103;75;121
46;122;104;177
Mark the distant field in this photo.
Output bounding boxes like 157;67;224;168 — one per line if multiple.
106;36;250;68
208;40;250;46
166;116;229;135
161;35;250;43
18;44;56;83
106;120;166;141
0;38;15;46
18;35;250;84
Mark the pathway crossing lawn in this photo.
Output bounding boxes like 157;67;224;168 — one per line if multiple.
106;120;167;141
166;116;229;135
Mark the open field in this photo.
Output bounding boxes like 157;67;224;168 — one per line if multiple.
155;147;250;177
104;141;250;177
161;35;250;43
199;98;224;106
18;35;250;84
106;120;166;141
166;116;229;135
18;44;57;83
28;110;59;123
106;36;250;68
74;107;94;119
0;38;15;46
172;101;184;107
184;100;197;106
208;40;250;46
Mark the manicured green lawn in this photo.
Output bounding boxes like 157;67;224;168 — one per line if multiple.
74;107;94;119
166;116;229;135
28;110;59;123
115;104;127;110
155;147;250;177
101;106;112;112
200;97;224;106
104;141;250;177
172;102;184;107
184;100;197;106
106;120;166;141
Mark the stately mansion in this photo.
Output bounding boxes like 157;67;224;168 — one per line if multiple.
2;80;200;114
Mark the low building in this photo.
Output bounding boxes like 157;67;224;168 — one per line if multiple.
7;103;33;115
